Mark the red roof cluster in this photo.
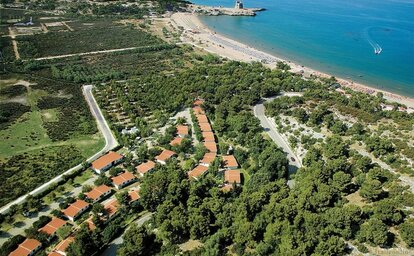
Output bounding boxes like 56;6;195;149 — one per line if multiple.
170;137;183;146
63;200;89;219
10;239;41;256
111;171;136;187
54;236;75;254
222;155;238;169
85;185;111;201
200;152;216;166
129;190;140;202
225;170;241;184
176;125;189;136
188;165;209;179
39;218;66;236
92;151;123;171
104;199;119;218
156;149;176;162
136;161;156;175
202;131;215;142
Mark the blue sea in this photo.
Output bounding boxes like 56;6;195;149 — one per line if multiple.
191;0;414;97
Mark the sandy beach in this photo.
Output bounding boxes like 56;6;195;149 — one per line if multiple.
169;12;414;110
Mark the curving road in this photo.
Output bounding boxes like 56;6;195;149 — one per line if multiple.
0;85;117;215
253;95;302;175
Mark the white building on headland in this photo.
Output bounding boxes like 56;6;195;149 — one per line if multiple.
235;1;244;9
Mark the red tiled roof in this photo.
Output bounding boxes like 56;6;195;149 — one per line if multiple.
199;123;212;132
188;165;209;179
176;125;189;136
155;149;176;162
203;141;217;153
63;200;89;219
85;216;96;231
222;155;238;168
128;190;140;202
202;131;215;142
225;170;241;184
9;239;41;256
55;236;75;253
196;114;209;124
192;106;205;115
111;171;136;186
200;152;216;165
92;151;123;170
39;217;66;236
104;199;119;217
170;137;183;146
136;161;156;175
85;185;111;201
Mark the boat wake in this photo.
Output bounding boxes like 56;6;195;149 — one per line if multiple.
364;27;382;55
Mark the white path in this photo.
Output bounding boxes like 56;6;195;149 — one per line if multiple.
33;44;166;61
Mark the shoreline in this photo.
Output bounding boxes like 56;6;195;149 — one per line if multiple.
170;12;414;110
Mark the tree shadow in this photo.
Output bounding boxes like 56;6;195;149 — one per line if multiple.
13;221;26;228
40;205;50;212
288;164;298;177
0;231;11;238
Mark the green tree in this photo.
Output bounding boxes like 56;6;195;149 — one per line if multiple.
67;225;101;256
359;178;383;202
56;225;72;240
357;218;389;247
116;191;131;206
399;220;414;247
117;224;161;256
314;236;346;256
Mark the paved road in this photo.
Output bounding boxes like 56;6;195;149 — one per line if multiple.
253;96;302;174
83;84;118;154
100;212;154;256
0;85;117;215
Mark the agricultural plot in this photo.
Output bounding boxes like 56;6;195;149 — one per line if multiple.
17;24;164;58
48;45;183;83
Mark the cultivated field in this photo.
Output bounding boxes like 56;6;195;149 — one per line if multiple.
17;21;164;58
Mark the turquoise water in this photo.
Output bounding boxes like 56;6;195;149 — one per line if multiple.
192;0;414;97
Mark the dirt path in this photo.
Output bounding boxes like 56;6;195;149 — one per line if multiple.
62;21;74;31
40;23;49;33
8;27;20;60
